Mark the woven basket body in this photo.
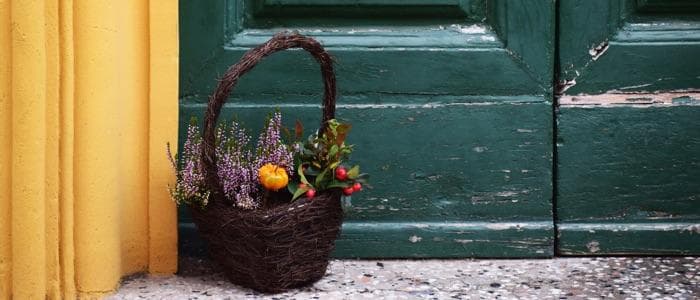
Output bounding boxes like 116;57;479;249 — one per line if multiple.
188;33;343;293
189;191;342;293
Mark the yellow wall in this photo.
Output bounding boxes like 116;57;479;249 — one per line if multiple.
0;1;179;298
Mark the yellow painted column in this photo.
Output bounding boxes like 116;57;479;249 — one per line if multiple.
59;0;77;297
118;0;151;275
11;0;48;298
45;0;62;298
149;0;179;275
74;0;122;294
0;0;11;298
1;0;179;297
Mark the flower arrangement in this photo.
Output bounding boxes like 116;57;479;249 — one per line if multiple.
167;111;367;210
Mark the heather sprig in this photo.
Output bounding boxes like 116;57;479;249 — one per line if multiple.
168;112;296;209
216;120;259;209
254;111;295;176
167;121;209;208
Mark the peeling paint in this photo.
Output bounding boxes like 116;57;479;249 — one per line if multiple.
495;191;518;197
556;79;577;95
588;41;609;61
681;224;700;234
449;24;487;34
486;223;523;230
560;91;700;107
618;83;652;90
408;235;422;243
472;146;488;153
454;239;474;244
586;241;601;253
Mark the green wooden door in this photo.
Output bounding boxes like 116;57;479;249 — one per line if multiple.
179;0;556;258
556;0;700;254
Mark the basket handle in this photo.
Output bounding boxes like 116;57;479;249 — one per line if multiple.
201;32;337;200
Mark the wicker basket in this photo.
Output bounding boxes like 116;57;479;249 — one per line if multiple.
189;33;343;293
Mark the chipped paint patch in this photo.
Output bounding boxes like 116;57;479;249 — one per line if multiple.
412;224;430;229
472;146;488;153
454;239;474;244
408;235;422;243
559;91;700;107
449;24;487;34
588;41;609;61
495;191;518;197
681;224;700;234
586;241;601;253
486;223;523;230
556;79;577;95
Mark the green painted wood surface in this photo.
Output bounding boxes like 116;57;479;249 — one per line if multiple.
556;0;700;255
178;100;554;257
179;0;555;257
557;0;700;94
556;106;700;255
558;223;700;255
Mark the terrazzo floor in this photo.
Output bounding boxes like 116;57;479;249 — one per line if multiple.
109;256;699;299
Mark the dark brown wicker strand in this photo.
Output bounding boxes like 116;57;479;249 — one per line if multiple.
190;32;343;293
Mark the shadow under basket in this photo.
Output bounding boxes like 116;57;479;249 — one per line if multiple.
188;32;345;293
189;190;343;293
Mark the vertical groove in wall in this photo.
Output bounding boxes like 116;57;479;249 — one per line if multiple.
118;0;151;275
551;0;561;255
0;0;12;298
0;0;179;296
59;0;77;297
148;0;179;274
45;0;62;298
11;0;49;298
74;0;122;294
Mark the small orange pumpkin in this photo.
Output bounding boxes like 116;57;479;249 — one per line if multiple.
258;163;289;191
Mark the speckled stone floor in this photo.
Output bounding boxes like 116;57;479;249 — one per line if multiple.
109;257;699;299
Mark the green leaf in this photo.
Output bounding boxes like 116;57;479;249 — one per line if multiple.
327;182;352;189
347;165;360;179
292;185;310;201
328;145;339;160
329;161;340;170
316;168;329;188
288;181;299;195
298;164;310;185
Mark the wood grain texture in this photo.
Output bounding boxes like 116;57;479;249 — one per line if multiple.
178;100;553;257
558;0;700;94
557;105;700;254
558;223;700;255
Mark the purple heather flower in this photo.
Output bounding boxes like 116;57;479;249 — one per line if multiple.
171;112;295;209
178;123;206;200
254;112;294;176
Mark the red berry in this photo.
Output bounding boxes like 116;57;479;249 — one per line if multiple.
306;189;316;199
343;186;354;196
352;182;362;192
335;167;348;181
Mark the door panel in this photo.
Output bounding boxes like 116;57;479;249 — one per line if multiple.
179;0;555;257
556;0;700;255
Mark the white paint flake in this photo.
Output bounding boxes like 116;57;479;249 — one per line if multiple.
589;41;609;61
473;146;488;153
449;24;487;34
408;235;423;243
586;241;601;253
